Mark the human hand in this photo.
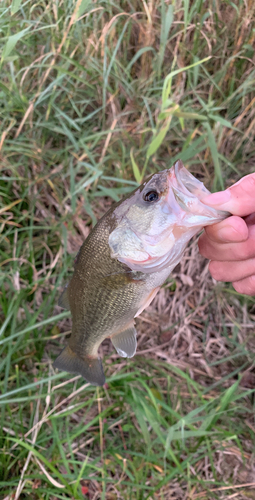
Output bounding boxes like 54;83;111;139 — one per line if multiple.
198;173;255;296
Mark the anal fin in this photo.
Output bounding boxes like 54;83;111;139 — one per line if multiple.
53;345;105;386
58;285;70;310
111;326;137;358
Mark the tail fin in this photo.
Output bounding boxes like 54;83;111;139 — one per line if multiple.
53;345;105;386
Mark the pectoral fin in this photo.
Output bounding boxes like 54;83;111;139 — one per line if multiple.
134;287;160;318
111;326;137;358
53;345;105;386
58;285;70;310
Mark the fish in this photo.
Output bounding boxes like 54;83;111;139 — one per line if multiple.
53;160;229;386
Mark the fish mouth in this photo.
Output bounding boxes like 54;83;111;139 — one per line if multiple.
169;160;209;203
167;160;229;222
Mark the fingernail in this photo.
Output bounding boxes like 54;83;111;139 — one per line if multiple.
202;189;231;206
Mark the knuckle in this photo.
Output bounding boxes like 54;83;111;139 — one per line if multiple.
235;173;255;193
243;174;255;191
232;242;254;261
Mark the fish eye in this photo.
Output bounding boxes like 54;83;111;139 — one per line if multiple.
143;190;159;202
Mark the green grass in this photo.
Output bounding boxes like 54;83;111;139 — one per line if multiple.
1;0;255;498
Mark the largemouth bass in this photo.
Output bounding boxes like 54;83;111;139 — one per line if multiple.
54;160;229;385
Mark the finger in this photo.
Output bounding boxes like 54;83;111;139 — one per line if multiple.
198;224;255;261
233;275;255;296
202;173;255;217
204;216;248;244
209;258;255;282
244;212;255;226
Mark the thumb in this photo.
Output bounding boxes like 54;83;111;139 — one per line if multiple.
202;173;255;217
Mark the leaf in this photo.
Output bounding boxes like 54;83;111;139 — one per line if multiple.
130;148;142;183
193;55;199;87
0;81;12;96
218;379;240;412
178;116;185;131
127;47;155;71
11;0;22;15
0;198;22;215
184;0;190;33
201;380;240;431
0;311;70;347
150;388;163;402
163;4;173;44
158;4;173;72
1;27;31;62
162;57;211;107
158;110;207;121
78;0;91;18
208;114;241;132
147;119;171;158
203;122;224;190
174;111;207;121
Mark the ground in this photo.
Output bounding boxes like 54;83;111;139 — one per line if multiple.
1;0;255;499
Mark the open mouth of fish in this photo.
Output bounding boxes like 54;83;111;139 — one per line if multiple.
167;160;228;222
109;160;229;274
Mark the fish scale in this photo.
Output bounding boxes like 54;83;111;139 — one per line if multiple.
64;217;147;354
53;161;229;386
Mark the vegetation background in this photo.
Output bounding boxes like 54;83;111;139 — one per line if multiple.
1;0;255;498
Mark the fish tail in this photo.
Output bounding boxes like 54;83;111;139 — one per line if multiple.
53;345;105;386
